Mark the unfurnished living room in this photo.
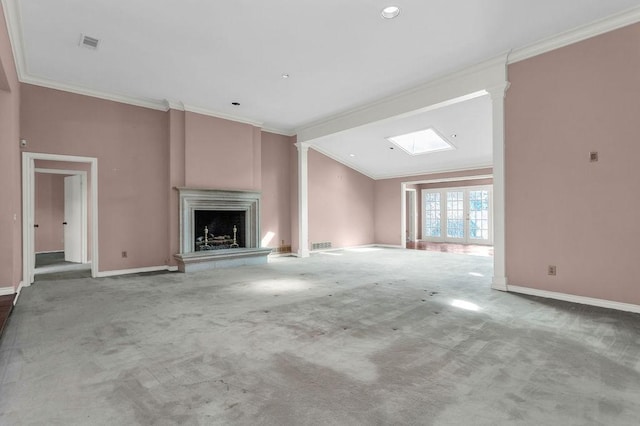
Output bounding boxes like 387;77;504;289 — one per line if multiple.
1;1;640;425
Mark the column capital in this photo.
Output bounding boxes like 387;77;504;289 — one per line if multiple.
486;82;511;100
295;141;311;152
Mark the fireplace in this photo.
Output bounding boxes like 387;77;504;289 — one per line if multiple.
174;188;271;272
194;210;246;251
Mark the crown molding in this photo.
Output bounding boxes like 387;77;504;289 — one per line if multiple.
1;0;27;77
182;103;263;128
373;163;494;181
509;5;640;64
260;126;296;137
20;74;168;110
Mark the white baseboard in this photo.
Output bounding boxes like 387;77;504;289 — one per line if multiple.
14;281;23;305
492;276;508;291
309;244;401;254
507;285;640;314
96;265;178;278
373;244;403;249
0;286;14;296
0;282;23;306
35;250;64;254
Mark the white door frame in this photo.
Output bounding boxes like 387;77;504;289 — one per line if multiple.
401;174;493;249
35;168;88;264
23;153;98;284
421;185;493;245
406;188;417;242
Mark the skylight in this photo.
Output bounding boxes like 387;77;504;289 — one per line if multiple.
386;128;454;156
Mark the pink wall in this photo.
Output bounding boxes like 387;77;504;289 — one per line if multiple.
260;132;293;249
0;2;21;289
20;84;169;272
34;173;65;253
374;168;493;245
308;149;375;249
505;23;640;306
184;112;261;191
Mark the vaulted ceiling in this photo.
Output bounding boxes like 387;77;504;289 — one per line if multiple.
5;0;640;177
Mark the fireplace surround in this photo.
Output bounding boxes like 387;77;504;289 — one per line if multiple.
174;188;271;272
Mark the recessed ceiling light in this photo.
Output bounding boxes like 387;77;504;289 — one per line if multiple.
349;153;355;157
231;102;240;106
387;128;455;156
381;6;400;19
451;134;458;138
281;73;290;79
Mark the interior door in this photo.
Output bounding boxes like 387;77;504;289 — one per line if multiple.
64;175;83;263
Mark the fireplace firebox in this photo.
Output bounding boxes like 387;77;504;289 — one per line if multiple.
194;210;246;250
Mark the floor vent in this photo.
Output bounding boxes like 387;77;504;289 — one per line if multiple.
271;245;291;254
311;242;332;250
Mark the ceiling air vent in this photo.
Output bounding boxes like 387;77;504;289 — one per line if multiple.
79;34;100;50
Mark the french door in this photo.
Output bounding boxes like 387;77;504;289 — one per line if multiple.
422;186;492;245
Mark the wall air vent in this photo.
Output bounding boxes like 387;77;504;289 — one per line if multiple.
79;34;100;49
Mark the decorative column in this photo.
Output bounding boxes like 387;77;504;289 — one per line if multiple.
296;142;310;258
487;82;510;291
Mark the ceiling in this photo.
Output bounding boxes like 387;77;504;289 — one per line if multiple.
6;0;640;177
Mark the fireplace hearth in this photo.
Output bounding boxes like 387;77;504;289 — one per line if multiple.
174;188;271;272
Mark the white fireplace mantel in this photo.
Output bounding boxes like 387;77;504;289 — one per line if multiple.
174;188;270;272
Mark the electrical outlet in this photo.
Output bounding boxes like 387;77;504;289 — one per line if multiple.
548;265;557;276
122;251;127;258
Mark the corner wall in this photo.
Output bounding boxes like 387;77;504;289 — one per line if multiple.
0;1;21;289
505;23;640;306
308;149;375;249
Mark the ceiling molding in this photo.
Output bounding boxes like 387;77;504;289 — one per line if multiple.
20;74;168;111
182;104;264;128
1;0;27;78
308;144;377;180
260;127;296;137
373;163;494;181
509;5;640;63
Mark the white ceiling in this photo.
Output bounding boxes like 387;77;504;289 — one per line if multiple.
6;0;640;177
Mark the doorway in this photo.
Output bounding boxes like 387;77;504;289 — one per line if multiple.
33;169;90;277
422;186;493;245
22;153;98;285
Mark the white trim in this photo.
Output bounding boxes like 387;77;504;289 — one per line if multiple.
0;282;23;305
96;265;177;278
0;287;14;296
509;6;640;64
296;57;506;142
405;173;493;185
373;163;493;181
507;285;640;314
35;167;84;175
182;103;264;128
13;281;23;305
20;75;167;111
372;244;403;249
0;0;26;79
296;142;310;258
260;127;296;137
23;153;98;285
35;250;64;254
